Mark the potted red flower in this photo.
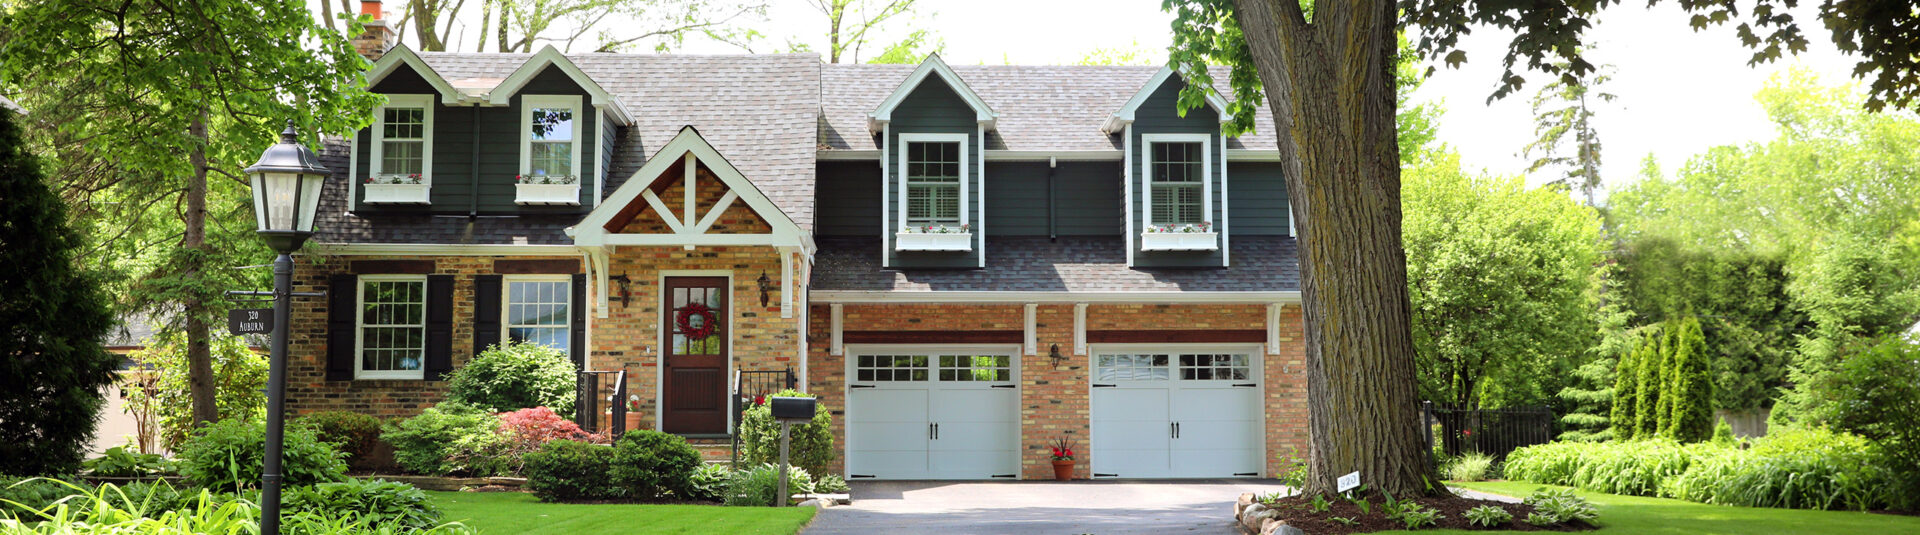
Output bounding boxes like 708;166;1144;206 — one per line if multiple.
1048;437;1076;481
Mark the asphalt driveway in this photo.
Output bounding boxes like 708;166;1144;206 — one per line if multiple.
803;479;1293;534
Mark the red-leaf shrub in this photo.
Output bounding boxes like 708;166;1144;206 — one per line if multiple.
485;407;603;476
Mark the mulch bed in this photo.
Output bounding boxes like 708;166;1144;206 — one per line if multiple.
1262;491;1595;534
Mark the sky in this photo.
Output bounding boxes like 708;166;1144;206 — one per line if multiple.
352;0;1866;194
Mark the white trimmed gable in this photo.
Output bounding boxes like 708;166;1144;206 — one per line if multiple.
868;54;997;132
569;126;810;251
366;45;467;105
487;45;634;126
1102;66;1231;134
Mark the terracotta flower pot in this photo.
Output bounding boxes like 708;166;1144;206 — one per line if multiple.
1051;460;1075;481
624;412;645;432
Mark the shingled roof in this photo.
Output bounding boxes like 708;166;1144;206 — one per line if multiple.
819;64;1278;152
811;237;1300;292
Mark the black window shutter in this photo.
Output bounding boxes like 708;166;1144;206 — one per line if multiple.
425;274;455;380
473;275;503;358
571;273;587;371
325;274;357;381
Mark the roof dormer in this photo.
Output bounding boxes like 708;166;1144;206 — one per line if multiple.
868;54;997;133
366;44;468;105
1103;66;1230;134
487;45;634;126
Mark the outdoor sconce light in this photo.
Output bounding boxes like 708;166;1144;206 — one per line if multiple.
757;270;773;307
609;275;632;308
1049;344;1065;367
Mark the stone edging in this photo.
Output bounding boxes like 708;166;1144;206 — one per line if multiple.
1234;492;1306;535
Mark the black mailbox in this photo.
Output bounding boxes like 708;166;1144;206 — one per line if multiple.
769;396;816;421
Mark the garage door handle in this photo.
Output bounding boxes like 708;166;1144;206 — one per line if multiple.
850;384;875;389
990;384;1017;388
928;423;935;440
1170;422;1176;439
1232;383;1257;388
934;423;939;439
1175;422;1181;439
1092;383;1116;388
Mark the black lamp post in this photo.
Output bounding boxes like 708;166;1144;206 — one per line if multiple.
245;120;329;535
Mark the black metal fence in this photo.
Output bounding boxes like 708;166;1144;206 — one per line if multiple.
731;369;798;462
1423;401;1555;460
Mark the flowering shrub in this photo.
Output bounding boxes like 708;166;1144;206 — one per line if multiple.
515;174;578;185
899;223;970;234
366;173;423;184
1143;221;1212;233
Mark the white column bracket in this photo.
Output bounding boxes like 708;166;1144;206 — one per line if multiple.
1266;303;1283;355
829;304;845;356
1073;303;1088;355
779;246;795;318
1023;303;1039;356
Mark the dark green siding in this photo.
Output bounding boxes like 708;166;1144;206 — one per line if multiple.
885;77;982;268
985;161;1123;237
1130;76;1225;267
816;161;882;237
353;65;597;215
598;109;618;206
1227;162;1290;236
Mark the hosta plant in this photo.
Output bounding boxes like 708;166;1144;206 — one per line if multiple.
1463;504;1512;527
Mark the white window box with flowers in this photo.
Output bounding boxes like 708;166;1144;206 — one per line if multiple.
362;174;431;204
514;174;580;205
894;224;973;251
1140;222;1218;251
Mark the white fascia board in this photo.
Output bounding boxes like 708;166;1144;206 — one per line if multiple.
1225;149;1282;161
1103;66;1232;134
868;53;997;132
819;149;1124;161
366;45;467;105
486;45;632;126
810;290;1301;304
572;126;812;250
309;243;583;256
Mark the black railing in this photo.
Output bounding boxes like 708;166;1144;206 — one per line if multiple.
1424;401;1555;460
576;368;627;439
731;368;798;463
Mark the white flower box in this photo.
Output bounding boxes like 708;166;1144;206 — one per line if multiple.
362;183;430;204
515;183;581;205
1140;231;1219;251
894;232;973;251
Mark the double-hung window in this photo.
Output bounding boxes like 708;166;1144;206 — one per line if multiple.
897;134;968;228
1143;135;1210;228
370;95;433;184
504;277;570;353
521;95;582;181
357;276;427;380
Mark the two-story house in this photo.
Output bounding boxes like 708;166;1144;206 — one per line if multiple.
290;3;1306;481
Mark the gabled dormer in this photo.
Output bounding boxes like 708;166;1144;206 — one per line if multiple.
870;54;996;269
1109;66;1233;268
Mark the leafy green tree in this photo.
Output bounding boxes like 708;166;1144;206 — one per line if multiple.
1403;151;1605;409
1664;318;1713;442
123;329;268;449
1163;0;1917;494
1523;61;1615;206
1559;261;1635;442
0;0;379;430
0;107;119;476
799;0;921;63
1804;334;1920;509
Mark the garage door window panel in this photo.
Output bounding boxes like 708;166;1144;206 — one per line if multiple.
856;355;929;382
1179;354;1250;381
939;355;1011;382
1096;354;1169;382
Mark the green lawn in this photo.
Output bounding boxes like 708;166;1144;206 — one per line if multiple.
1369;481;1920;535
426;491;816;535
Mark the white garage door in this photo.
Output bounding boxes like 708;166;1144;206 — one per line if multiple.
1091;351;1263;478
846;349;1020;480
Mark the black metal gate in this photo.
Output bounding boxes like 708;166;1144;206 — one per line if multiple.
731;368;798;462
1423;401;1555;460
577;367;628;439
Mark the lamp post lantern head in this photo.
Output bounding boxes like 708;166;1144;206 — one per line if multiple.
247;119;331;253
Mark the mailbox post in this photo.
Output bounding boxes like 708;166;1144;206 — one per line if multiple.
768;396;817;507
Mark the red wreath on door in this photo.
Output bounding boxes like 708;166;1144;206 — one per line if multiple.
676;302;718;340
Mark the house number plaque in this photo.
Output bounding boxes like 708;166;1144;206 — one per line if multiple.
227;308;273;335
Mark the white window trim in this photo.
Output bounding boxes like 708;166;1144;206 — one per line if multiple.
369;94;435;186
520;95;584;180
355;274;429;381
500;275;572;350
1139;133;1213;229
895;133;971;229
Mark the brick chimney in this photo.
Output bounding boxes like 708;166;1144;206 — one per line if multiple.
352;0;395;62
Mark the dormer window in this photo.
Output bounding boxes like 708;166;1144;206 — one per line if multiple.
365;94;433;204
1139;134;1216;251
894;133;972;251
521;95;582;180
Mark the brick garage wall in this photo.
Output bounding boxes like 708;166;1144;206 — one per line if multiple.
285;254;583;419
805;302;1308;480
592;246;802;432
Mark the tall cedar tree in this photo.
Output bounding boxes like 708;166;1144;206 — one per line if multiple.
0;0;378;430
1633;323;1665;438
1665;317;1714;441
0;109;119;476
1165;0;1920;495
1608;330;1644;441
1654;322;1683;437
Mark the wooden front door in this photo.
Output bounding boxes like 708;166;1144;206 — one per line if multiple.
662;277;729;435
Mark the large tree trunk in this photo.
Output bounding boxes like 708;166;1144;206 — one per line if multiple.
184;115;218;428
1234;0;1441;497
